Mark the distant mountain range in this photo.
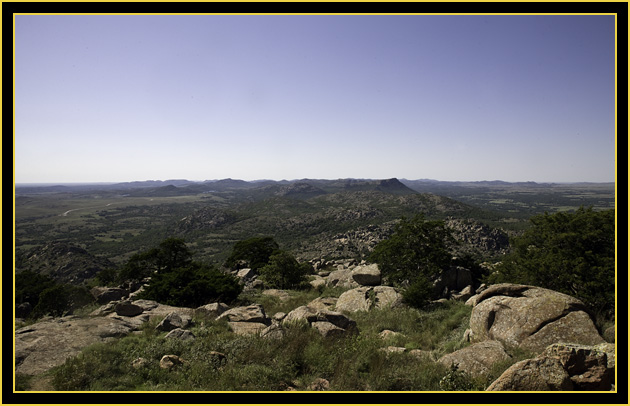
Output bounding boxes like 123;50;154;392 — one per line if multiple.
15;177;613;196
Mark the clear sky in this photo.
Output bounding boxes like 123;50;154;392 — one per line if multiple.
14;14;616;183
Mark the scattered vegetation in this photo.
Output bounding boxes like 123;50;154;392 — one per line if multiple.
369;214;455;308
48;301;479;391
487;206;615;317
14;180;616;391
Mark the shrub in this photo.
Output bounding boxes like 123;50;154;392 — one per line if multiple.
139;262;242;307
488;206;615;316
258;250;311;290
223;236;279;270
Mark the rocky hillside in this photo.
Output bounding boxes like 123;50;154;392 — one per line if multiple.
15;272;615;392
15;242;114;285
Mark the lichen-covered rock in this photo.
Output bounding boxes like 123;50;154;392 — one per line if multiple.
437;340;511;377
216;304;269;324
164;328;195;341
486;357;574;391
335;286;402;313
114;301;144;317
160;354;186;369
283;305;358;336
228;322;268;336
351;263;381;286
469;284;604;353
194;302;229;319
542;342;615;390
155;312;192;332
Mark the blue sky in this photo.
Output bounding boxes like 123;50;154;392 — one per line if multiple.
14;14;616;183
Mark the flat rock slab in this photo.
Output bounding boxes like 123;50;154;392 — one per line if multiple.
16;302;195;377
15;316;136;376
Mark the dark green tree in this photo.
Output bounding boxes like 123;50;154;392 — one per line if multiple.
369;214;455;307
224;236;280;270
15;270;56;306
488;207;615;316
117;237;193;284
139;262;242;307
258;250;311;290
370;214;454;285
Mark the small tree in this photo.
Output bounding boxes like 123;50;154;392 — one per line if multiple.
117;237;193;284
488;207;615;316
369;214;454;307
224;236;280;270
259;251;311;290
139;262;242;307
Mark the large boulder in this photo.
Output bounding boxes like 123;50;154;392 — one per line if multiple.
326;268;359;288
335;286;402;313
216;304;269;324
486;357;574;391
114;301;144;317
283;305;358;336
437;340;511;377
487;342;615;391
542;343;615;390
228;322;269;336
194;302;229;319
432;266;473;298
155;312;192;332
469;284;604;353
351;264;381;286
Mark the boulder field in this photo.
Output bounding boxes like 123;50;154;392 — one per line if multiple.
14;281;614;391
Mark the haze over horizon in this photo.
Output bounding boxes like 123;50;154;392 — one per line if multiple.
15;14;616;184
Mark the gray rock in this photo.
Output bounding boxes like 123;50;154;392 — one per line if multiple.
335;286;402;313
351;263;381;286
160;354;185;369
487;356;574;391
306;297;337;311
311;321;348;338
216;304;269;324
433;266;473;298
469;284;604;353
260;323;285;340
437;340;511;377
114;301;144;317
195;303;229;319
155;312;192;332
228;321;268;336
165;328;195;341
283;305;358;336
326;268;359;288
236;268;256;281
542;342;615;390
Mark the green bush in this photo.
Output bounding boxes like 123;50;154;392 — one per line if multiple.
488;206;615;316
223;236;279;270
258;250;311;290
139;262;242;307
117;237;193;284
401;277;435;309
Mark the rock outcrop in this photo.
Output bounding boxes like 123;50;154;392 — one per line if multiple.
335;286;403;313
486;356;574;391
283;305;358;337
487;342;615;391
468;284;604;353
15;300;194;377
216;304;271;335
437;340;511;377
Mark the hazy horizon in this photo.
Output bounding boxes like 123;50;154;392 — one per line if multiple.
14;176;617;186
15;14;616;184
